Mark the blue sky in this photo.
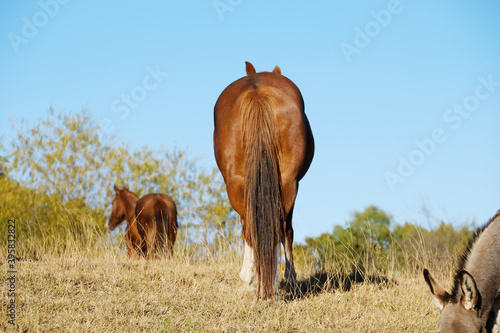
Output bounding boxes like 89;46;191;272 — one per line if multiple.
1;1;499;243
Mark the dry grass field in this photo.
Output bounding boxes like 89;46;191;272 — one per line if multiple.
1;234;448;333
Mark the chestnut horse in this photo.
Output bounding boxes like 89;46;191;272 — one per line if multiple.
213;62;314;299
135;192;178;258
107;185;178;258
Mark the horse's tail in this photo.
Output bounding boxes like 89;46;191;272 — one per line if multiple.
241;87;284;299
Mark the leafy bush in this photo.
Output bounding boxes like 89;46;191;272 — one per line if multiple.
295;206;471;278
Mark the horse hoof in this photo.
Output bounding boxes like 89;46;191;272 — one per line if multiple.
238;283;256;297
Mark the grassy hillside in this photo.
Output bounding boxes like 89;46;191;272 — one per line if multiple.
2;109;466;332
1;233;447;333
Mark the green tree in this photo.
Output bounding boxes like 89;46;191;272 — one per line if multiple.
9;107;122;208
391;220;470;274
295;204;474;276
299;206;394;273
345;205;393;252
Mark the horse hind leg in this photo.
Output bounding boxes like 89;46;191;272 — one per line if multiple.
165;233;174;258
274;244;280;299
166;236;174;258
239;239;279;298
144;222;157;259
283;207;297;288
162;213;175;258
158;231;167;259
155;215;168;259
240;240;255;286
284;229;296;284
155;231;165;259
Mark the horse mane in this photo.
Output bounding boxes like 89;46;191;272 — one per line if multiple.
241;83;284;299
450;209;500;302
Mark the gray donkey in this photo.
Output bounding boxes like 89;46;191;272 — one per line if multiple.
424;209;500;332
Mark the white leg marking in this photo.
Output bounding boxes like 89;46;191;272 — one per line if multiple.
240;242;255;285
274;244;280;299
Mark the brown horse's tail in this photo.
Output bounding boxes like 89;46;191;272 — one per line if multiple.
241;87;284;300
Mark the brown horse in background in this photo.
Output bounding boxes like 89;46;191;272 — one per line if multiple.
135;193;178;258
107;185;178;258
213;62;314;299
107;185;142;257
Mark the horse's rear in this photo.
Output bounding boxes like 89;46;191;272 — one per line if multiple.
135;193;178;258
214;62;314;299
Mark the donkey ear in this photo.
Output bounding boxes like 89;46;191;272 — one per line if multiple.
245;61;256;76
272;66;281;74
114;184;120;194
423;269;450;310
460;271;481;310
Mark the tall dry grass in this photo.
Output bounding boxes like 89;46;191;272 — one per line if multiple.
1;217;457;333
